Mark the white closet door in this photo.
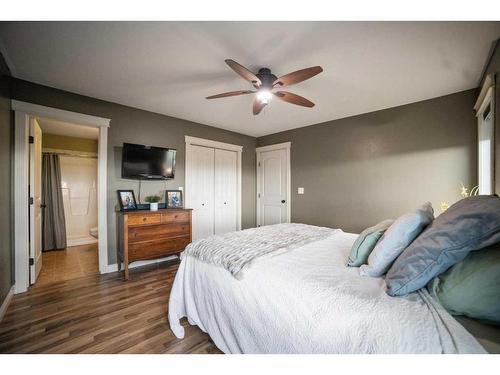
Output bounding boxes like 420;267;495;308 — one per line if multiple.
214;149;237;235
186;144;215;240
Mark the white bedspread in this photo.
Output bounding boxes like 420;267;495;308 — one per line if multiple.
168;228;485;354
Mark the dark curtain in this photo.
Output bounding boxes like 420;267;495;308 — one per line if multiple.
42;153;67;251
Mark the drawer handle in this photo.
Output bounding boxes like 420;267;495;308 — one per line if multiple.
142;217;147;222
174;215;178;219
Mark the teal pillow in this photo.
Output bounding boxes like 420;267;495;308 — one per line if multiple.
428;243;500;325
347;219;394;267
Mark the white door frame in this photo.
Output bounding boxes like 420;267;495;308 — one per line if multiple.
256;142;291;226
184;135;242;231
12;100;110;294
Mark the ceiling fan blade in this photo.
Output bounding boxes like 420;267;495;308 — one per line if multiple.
206;90;255;99
225;59;262;87
273;66;323;87
253;99;266;115
274;91;315;108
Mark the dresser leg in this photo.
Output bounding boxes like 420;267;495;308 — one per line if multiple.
124;262;129;280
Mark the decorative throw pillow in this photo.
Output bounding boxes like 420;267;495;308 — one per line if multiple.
347;219;394;267
428;243;500;325
386;195;500;297
359;202;434;277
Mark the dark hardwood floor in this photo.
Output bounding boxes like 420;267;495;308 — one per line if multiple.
0;260;221;354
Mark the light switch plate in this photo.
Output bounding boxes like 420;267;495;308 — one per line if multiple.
178;187;183;191
298;187;304;194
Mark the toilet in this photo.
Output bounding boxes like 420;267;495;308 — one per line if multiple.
90;227;98;239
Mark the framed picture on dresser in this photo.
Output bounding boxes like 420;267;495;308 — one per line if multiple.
117;190;138;211
166;190;183;208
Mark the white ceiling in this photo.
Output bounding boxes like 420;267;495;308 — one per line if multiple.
37;117;99;139
1;22;499;137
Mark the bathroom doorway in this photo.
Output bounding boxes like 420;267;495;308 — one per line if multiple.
31;117;99;286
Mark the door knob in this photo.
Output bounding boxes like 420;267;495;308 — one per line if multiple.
281;200;286;204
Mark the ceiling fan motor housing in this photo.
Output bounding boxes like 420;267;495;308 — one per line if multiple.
256;68;277;89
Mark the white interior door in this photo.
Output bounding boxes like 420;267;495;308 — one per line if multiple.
186;144;215;240
257;148;289;226
29;118;43;284
214;149;237;235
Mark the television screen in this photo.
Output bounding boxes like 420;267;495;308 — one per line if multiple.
122;143;176;180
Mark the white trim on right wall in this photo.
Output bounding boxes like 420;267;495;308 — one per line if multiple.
476;84;495;195
256;142;291;226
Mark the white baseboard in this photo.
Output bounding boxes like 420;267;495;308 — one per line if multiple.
101;255;178;274
0;286;15;323
67;236;98;247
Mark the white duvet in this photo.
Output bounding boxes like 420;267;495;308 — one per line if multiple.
168;229;485;354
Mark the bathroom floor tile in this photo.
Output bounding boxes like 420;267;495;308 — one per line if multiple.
34;243;98;287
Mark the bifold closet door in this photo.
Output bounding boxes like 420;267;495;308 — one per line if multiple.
214;149;237;235
186;144;215;240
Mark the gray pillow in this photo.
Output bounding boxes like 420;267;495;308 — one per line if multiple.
360;202;434;277
347;219;394;267
386;195;500;297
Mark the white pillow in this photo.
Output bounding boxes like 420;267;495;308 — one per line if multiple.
359;202;434;278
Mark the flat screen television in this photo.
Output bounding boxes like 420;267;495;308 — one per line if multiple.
122;143;176;180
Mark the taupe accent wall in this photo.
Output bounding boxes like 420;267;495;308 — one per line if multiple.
0;54;12;307
257;90;478;233
10;78;257;265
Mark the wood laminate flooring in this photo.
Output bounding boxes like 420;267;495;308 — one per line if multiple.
0;260;221;354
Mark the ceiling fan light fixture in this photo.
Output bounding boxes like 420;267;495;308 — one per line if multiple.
256;89;272;104
206;60;323;115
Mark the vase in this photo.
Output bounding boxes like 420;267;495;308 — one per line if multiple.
150;202;158;211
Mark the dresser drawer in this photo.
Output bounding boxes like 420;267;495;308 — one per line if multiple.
162;211;190;224
128;235;191;261
128;223;190;243
127;214;161;226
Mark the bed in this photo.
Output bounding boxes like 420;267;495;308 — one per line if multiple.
168;224;486;354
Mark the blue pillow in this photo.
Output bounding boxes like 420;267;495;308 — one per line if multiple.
360;203;434;277
386;195;500;297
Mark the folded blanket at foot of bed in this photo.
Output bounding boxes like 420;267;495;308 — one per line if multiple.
182;223;339;279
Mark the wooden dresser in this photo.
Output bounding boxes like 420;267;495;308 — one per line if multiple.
116;208;192;280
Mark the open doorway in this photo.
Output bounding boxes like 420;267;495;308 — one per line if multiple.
13;100;110;294
30;117;99;286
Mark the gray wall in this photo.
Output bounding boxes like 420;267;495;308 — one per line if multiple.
0;53;12;307
257;90;478;233
10;79;257;264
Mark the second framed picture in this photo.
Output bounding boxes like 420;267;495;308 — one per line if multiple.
166;190;183;208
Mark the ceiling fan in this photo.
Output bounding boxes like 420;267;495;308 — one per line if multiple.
206;59;323;115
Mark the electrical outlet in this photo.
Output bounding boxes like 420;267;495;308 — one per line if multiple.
298;187;304;194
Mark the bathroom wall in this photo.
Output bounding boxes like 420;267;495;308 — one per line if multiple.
59;155;98;247
43;133;98;153
42;132;99;247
